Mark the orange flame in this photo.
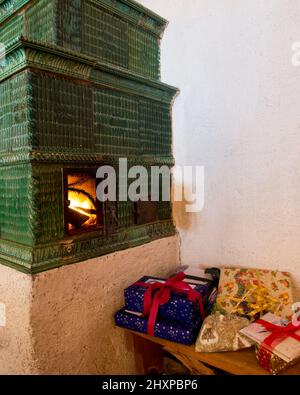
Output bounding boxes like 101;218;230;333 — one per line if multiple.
68;190;97;227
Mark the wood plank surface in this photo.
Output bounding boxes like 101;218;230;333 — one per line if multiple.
128;330;300;375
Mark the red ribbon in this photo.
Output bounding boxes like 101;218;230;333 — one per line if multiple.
256;318;300;350
135;272;205;336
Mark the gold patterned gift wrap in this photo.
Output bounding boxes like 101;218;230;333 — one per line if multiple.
255;345;297;375
240;313;300;374
214;268;294;320
195;312;253;352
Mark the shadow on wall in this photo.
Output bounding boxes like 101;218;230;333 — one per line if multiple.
172;183;202;231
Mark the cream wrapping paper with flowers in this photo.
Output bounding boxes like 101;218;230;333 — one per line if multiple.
214;268;294;320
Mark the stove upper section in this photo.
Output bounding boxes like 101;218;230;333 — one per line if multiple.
0;0;167;80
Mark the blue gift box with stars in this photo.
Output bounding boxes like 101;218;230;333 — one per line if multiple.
124;276;214;327
114;308;201;345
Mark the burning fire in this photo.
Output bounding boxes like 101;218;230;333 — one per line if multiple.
68;190;97;228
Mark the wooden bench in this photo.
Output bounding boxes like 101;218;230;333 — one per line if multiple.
128;330;300;375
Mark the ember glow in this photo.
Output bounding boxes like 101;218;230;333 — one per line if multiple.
67;174;98;230
68;191;97;224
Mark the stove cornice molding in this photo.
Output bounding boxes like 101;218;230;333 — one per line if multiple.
0;150;175;167
1;38;179;104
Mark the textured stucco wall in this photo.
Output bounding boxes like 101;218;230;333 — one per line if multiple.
138;0;300;299
0;235;180;374
0;266;36;374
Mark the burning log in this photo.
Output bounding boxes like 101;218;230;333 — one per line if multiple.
68;207;90;228
72;207;97;215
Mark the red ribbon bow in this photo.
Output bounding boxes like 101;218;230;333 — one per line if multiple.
135;272;205;336
256;318;300;350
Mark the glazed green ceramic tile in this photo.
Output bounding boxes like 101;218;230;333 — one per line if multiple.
0;0;178;273
0;0;166;79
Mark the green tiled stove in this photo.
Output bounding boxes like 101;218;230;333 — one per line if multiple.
0;0;178;274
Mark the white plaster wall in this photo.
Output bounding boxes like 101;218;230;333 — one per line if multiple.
138;0;300;298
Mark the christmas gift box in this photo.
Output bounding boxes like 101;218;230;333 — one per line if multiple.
124;272;213;326
115;308;201;345
240;313;300;374
183;266;220;312
214;268;294;320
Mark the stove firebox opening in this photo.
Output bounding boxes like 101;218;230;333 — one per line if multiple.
64;170;102;234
